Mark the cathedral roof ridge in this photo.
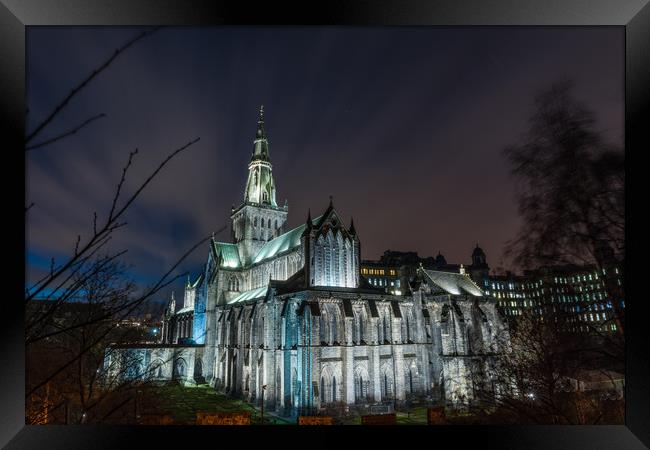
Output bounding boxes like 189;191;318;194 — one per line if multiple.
421;268;484;297
228;285;269;305
212;241;242;269
252;214;323;265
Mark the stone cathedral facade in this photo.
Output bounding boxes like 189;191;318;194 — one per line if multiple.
104;107;510;416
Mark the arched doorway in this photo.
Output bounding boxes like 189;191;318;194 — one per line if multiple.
173;358;187;380
194;358;203;383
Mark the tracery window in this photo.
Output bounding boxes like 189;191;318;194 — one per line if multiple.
382;313;391;343
228;276;239;292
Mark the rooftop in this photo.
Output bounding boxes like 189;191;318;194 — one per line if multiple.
212;241;242;269
421;268;484;297
252;215;322;264
228;285;269;305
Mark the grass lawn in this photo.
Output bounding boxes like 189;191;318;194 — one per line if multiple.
396;407;429;425
139;384;444;426
139;383;294;425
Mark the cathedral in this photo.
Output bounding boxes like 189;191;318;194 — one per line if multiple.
104;107;510;416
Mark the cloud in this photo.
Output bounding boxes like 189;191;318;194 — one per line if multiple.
26;27;624;293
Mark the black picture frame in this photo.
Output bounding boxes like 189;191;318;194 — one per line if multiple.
2;1;648;448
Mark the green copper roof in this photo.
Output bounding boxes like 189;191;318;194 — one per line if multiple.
228;285;268;304
422;269;484;297
176;306;194;314
212;241;242;269
253;215;322;264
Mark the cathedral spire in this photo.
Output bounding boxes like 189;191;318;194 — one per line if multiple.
251;104;270;162
256;105;265;139
169;291;176;311
243;105;277;206
349;217;356;236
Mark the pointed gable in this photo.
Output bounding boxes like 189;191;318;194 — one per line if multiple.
312;201;356;242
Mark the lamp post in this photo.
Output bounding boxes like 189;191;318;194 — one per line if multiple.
261;384;267;425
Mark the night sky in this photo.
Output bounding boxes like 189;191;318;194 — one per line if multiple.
26;27;624;305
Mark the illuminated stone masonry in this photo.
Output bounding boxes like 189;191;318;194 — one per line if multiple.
104;106;510;416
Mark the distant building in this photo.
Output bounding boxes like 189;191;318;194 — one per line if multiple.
487;265;624;334
360;244;489;297
364;246;623;335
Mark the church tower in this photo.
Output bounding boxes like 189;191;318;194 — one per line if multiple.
231;106;288;265
469;244;490;287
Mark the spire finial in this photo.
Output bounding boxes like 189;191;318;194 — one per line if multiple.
349;216;356;235
255;105;266;141
329;195;333;208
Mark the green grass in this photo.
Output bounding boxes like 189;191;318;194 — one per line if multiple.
140;384;293;425
395;407;429;425
140;384;442;426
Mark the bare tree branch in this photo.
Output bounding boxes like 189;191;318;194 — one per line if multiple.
26;113;107;151
25;27;161;145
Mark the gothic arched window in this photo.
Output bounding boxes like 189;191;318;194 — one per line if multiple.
320;310;329;345
382;313;390;344
330;309;339;344
441;304;450;335
356;373;363;401
229;276;239;292
382;372;392;398
405;314;412;342
359;313;365;343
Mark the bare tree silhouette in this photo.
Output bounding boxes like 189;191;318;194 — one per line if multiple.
503;80;624;335
24;28;223;423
